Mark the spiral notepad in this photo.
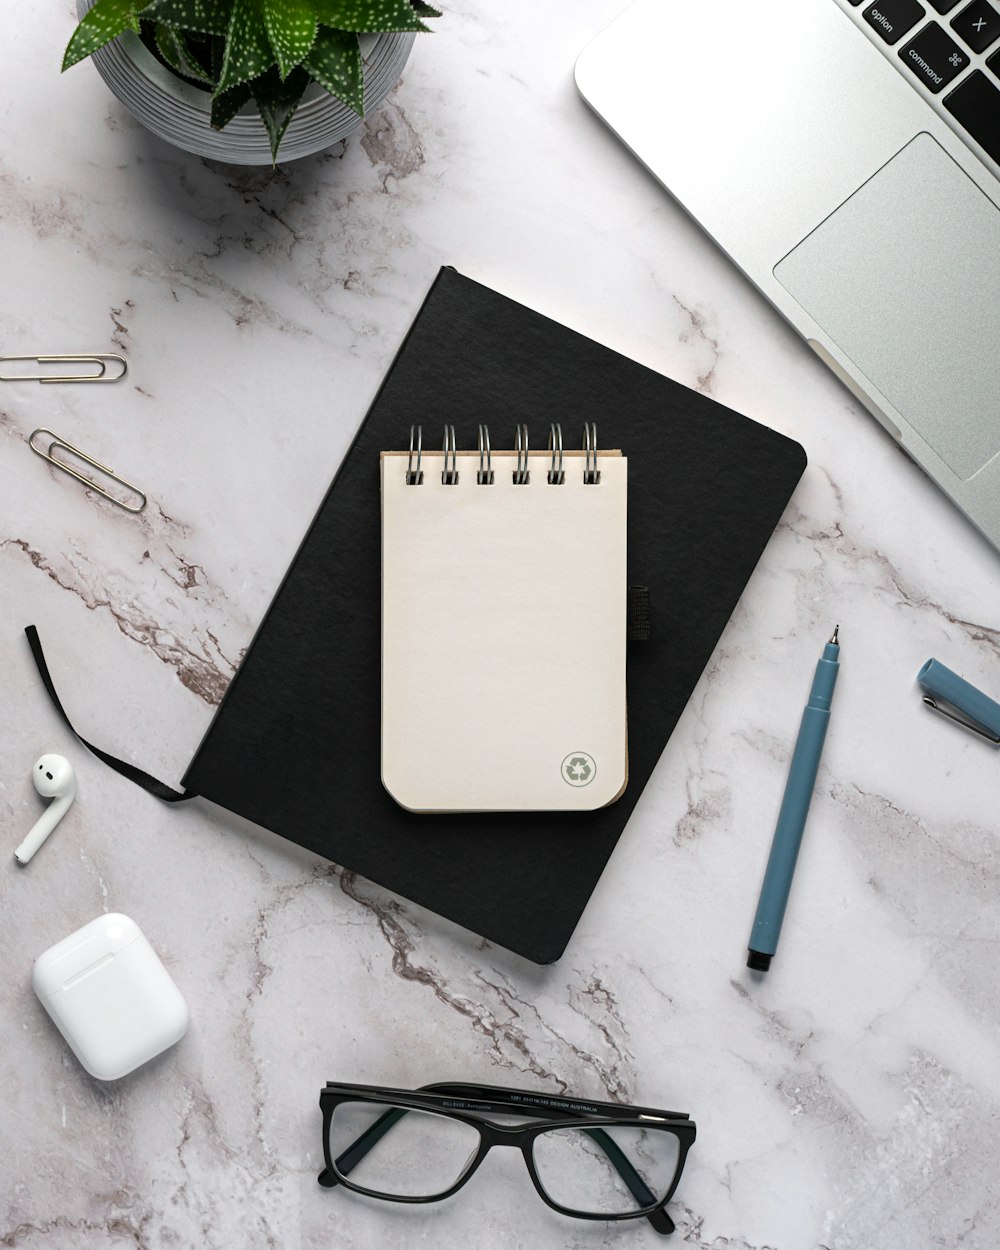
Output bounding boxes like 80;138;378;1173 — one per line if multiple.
381;423;628;813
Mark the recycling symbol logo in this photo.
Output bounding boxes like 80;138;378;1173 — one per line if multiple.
561;752;596;787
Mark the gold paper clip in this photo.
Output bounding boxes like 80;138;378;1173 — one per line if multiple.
29;429;146;513
0;353;128;383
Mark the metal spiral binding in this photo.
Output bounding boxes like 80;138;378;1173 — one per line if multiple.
547;423;565;484
405;423;602;486
406;425;424;485
477;424;494;484
513;424;530;485
583;422;601;485
441;424;459;485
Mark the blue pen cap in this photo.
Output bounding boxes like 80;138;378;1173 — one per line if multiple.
917;658;1000;743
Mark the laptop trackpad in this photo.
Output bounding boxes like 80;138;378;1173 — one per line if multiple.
774;133;1000;480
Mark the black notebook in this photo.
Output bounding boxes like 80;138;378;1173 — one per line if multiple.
183;267;806;963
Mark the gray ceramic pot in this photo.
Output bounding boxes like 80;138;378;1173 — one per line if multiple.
76;1;415;164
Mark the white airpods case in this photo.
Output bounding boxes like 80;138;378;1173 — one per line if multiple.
32;913;189;1080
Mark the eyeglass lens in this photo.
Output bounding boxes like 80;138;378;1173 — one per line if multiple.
329;1101;481;1198
531;1123;681;1215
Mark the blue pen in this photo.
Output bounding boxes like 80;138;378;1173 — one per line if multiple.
747;626;840;972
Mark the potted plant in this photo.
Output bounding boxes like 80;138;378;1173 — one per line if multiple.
64;0;441;164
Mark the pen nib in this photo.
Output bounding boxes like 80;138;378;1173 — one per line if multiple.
829;624;840;646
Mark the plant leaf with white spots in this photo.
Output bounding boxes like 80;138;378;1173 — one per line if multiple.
62;0;142;71
252;64;311;161
154;22;215;82
211;78;253;128
215;0;275;95
139;0;234;36
303;26;363;115
263;0;318;78
309;0;431;34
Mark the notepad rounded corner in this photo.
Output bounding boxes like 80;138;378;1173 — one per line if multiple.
380;767;422;815
561;767;626;812
575;752;627;811
605;767;629;809
594;767;628;811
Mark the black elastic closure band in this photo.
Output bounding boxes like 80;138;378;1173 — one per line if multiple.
24;625;196;803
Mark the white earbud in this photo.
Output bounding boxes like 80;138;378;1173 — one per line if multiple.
15;754;77;864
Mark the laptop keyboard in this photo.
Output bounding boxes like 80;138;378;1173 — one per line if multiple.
842;0;1000;164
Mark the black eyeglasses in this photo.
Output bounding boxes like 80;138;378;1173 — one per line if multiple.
318;1081;696;1235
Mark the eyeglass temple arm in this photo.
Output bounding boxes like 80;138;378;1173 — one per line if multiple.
423;1083;674;1235
423;1080;688;1121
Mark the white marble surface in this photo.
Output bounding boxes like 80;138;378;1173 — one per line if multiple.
2;3;999;1247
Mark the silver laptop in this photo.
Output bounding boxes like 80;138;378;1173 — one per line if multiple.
576;0;1000;550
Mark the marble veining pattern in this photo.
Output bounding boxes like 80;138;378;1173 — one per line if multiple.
1;2;998;1248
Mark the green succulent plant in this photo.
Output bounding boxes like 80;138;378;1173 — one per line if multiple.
64;0;441;161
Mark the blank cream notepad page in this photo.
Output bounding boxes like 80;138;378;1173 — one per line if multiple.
381;449;627;813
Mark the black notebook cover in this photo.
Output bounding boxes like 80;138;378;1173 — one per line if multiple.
183;268;806;963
